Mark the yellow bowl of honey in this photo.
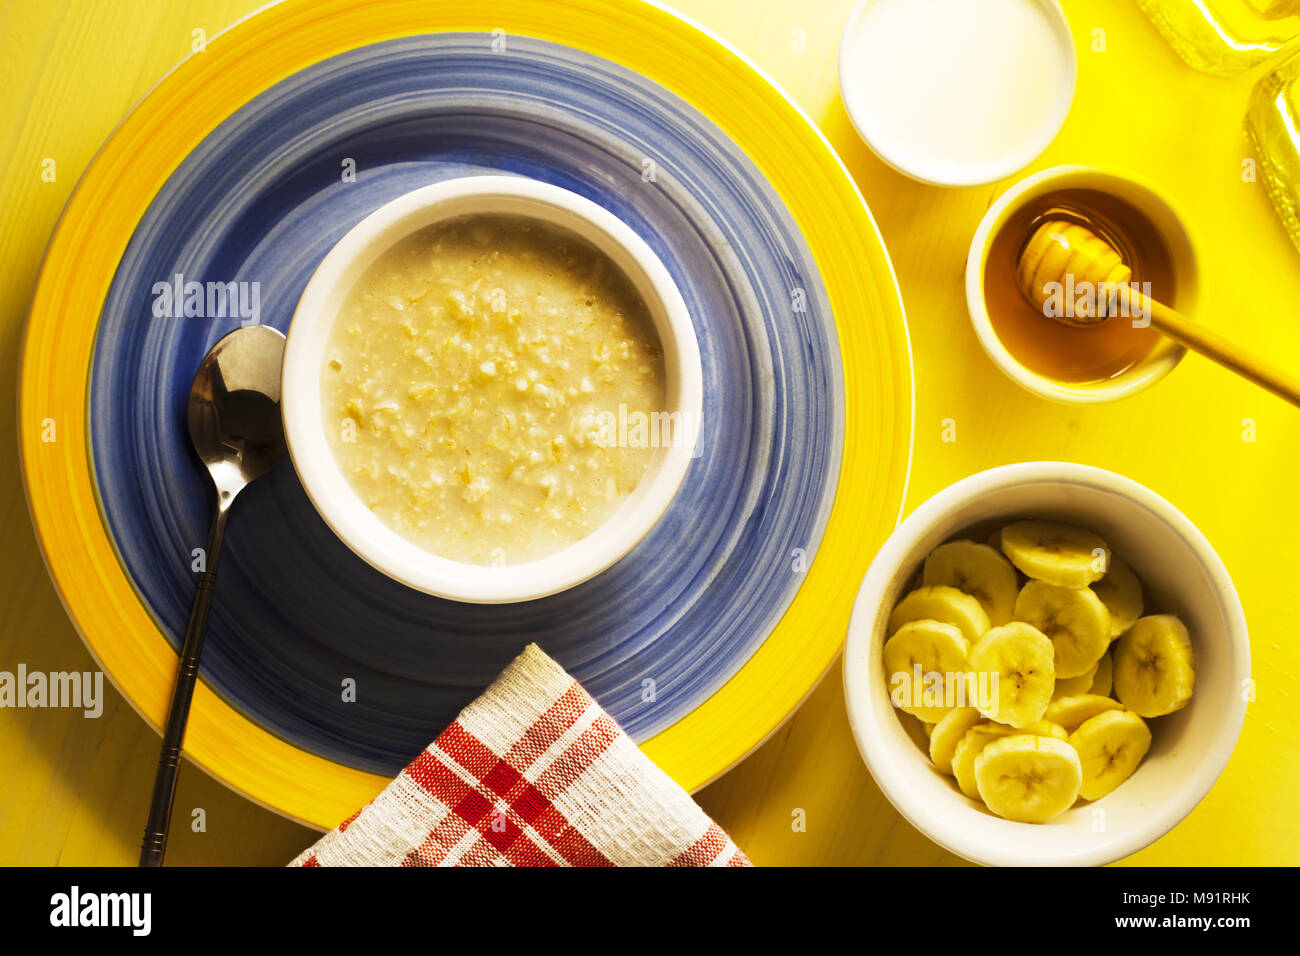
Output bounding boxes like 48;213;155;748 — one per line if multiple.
966;166;1200;403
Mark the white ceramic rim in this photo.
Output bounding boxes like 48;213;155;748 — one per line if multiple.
843;461;1251;866
837;0;1077;188
282;175;703;603
965;165;1199;404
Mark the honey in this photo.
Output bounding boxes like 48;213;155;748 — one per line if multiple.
983;189;1175;385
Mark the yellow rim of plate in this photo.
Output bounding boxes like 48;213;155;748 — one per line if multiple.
19;0;913;830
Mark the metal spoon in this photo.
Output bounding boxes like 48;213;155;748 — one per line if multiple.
139;325;287;866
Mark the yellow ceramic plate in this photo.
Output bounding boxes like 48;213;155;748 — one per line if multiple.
19;0;912;829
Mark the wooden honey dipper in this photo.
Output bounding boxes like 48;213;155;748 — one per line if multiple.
1017;220;1300;408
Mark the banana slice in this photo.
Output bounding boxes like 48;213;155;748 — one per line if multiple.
1089;651;1113;697
1113;615;1195;718
1013;580;1111;679
1045;693;1123;731
1000;520;1110;588
929;707;983;774
1069;709;1152;800
967;622;1055;728
975;734;1083;823
952;723;1018;798
985;527;1004;550
922;540;1018;626
1092;555;1144;639
888;585;991;645
883;620;971;723
1026;719;1070;741
1051;659;1100;699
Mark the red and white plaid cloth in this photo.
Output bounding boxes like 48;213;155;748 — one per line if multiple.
290;643;751;867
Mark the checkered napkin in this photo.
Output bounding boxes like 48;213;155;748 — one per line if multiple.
289;643;751;867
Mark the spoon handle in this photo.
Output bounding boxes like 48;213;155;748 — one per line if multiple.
139;504;229;867
1126;287;1300;410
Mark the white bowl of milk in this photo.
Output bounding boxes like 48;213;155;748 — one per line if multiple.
839;0;1076;187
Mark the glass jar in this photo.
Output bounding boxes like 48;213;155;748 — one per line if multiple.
1245;50;1300;255
1137;0;1300;74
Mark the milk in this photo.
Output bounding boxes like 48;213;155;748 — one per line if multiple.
841;0;1074;184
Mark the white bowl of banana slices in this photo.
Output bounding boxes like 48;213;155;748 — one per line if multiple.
844;462;1250;867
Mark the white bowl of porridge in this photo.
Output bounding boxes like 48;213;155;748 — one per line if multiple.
282;176;702;603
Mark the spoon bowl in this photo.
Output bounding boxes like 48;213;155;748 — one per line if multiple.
188;325;287;502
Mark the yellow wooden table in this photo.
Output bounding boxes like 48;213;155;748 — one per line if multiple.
2;0;1296;866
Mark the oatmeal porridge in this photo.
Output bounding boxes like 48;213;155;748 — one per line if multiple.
321;214;667;565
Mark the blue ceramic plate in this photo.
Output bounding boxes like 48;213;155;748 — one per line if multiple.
89;33;842;775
